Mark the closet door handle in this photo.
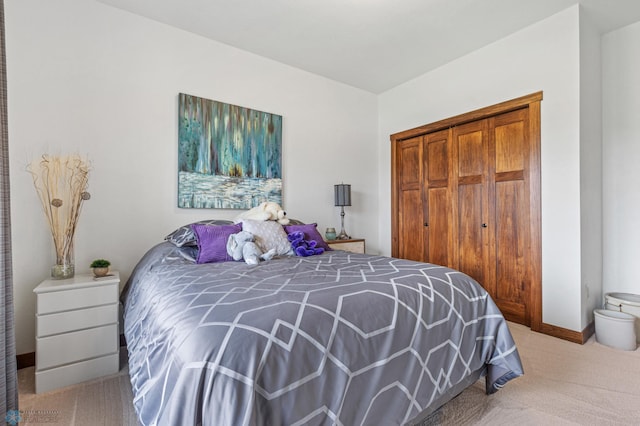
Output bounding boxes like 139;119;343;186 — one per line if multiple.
424;223;429;227
481;223;487;228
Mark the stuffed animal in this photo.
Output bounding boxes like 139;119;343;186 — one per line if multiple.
226;231;276;265
287;231;325;257
234;201;290;225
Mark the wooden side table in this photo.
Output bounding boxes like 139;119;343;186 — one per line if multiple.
327;238;365;254
33;272;120;393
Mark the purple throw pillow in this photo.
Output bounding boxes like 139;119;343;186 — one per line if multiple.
283;223;331;251
191;223;242;264
165;219;235;247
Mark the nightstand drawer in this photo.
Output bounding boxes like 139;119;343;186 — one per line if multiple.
35;353;119;394
37;283;118;314
36;324;117;370
37;303;118;337
327;238;365;254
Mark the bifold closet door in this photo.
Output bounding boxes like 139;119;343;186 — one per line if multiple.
394;129;454;267
453;110;531;325
490;109;531;325
453;120;490;289
396;136;424;262
423;129;453;268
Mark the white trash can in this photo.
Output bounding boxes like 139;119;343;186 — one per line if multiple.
605;292;640;344
594;309;637;351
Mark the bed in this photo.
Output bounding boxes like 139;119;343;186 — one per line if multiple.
122;220;523;426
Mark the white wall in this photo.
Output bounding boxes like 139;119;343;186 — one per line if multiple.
579;11;603;328
9;0;633;355
603;20;640;297
6;0;378;355
378;6;584;331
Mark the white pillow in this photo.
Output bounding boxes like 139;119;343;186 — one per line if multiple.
241;219;293;256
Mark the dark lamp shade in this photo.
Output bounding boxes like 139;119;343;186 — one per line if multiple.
334;184;351;206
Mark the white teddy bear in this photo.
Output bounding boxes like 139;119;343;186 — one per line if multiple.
234;201;290;225
226;231;276;265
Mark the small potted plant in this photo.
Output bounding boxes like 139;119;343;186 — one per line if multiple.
90;259;111;277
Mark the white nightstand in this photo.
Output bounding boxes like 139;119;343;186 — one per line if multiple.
327;238;366;254
33;272;120;393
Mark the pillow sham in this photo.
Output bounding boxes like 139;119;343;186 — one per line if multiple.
177;246;199;263
283;223;331;251
191;223;242;264
165;219;235;247
240;219;293;256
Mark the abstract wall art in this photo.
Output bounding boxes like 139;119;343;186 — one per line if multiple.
178;93;283;209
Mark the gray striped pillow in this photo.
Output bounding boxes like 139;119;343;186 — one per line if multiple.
165;219;235;247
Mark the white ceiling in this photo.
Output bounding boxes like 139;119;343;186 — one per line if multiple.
97;0;640;94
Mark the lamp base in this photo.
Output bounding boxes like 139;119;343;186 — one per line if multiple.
336;231;350;240
337;205;350;240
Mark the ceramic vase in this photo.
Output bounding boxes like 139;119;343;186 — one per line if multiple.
325;227;337;241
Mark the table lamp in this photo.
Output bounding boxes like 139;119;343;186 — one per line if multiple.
334;184;351;240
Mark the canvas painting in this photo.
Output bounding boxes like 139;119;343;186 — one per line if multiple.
178;93;283;209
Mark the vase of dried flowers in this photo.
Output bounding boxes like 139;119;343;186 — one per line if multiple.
52;244;75;280
28;154;91;280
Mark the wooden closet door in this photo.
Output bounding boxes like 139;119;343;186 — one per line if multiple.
489;109;531;325
396;137;424;262
391;92;541;331
423;129;453;267
454;120;490;286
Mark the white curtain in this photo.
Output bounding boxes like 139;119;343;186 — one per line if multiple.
0;0;18;416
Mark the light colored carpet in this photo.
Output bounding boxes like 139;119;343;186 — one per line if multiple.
422;323;640;425
17;323;640;425
17;349;137;425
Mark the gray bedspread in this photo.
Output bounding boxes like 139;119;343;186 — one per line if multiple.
123;242;523;426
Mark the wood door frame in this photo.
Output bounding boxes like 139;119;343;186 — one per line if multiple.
391;92;544;336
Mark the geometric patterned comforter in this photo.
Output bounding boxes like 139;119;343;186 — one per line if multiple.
123;242;523;426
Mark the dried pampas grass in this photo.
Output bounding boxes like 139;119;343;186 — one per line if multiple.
28;155;91;269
